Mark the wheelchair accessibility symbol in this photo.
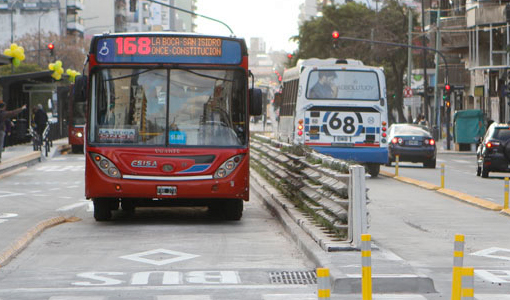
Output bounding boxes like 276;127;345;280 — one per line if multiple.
99;41;109;56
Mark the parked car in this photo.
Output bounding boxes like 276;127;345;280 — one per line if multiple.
476;123;510;178
387;123;437;168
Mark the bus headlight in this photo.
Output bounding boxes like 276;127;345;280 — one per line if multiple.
75;132;83;138
90;153;121;178
214;154;244;179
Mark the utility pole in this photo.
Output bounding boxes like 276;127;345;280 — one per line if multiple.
421;0;430;125
434;8;441;140
407;10;413;123
407;11;413;87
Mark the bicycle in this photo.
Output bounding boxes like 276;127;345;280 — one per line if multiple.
42;123;51;157
29;126;41;151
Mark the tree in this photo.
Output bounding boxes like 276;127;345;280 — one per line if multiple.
1;32;89;74
292;1;418;123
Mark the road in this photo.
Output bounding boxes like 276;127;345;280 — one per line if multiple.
0;154;321;300
0;151;509;299
382;152;509;207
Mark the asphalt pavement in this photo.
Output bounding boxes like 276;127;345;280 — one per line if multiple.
0;137;509;299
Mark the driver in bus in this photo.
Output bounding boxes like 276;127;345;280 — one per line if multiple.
309;71;337;99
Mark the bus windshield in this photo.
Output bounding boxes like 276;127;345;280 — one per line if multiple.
306;70;380;100
89;68;247;146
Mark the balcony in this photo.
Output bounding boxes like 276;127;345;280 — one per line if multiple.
67;0;84;12
67;15;84;34
467;3;506;27
440;16;469;51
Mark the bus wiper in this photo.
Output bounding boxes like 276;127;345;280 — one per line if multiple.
103;66;161;82
176;68;234;82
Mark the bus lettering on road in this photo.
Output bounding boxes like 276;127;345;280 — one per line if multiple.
72;271;241;286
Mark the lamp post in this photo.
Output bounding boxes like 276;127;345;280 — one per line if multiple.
38;10;50;66
10;0;22;43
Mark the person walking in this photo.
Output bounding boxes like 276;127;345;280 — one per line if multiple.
0;102;27;163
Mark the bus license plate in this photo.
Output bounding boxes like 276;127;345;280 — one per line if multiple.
157;186;177;196
334;136;348;142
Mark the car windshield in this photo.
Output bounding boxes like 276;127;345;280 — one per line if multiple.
89;68;247;146
392;125;429;136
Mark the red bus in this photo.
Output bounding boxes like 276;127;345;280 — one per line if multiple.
68;83;86;153
74;33;262;221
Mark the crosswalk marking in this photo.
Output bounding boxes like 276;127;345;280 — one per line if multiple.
263;294;316;300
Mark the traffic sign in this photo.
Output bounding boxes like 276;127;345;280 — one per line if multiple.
403;86;413;98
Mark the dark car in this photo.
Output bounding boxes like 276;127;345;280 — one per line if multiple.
387;124;437;168
476;123;510;178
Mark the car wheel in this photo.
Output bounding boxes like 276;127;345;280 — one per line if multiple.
423;159;436;169
481;164;489;178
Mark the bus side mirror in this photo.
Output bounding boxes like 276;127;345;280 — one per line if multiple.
74;75;88;103
249;88;262;116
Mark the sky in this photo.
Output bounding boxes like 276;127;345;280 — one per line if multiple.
194;0;301;53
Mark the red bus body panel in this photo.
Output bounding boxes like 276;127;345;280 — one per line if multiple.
68;125;84;146
85;147;250;202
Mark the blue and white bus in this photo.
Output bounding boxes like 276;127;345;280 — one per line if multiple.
277;58;389;177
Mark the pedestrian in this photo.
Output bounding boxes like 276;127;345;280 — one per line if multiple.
34;104;48;139
0;102;27;163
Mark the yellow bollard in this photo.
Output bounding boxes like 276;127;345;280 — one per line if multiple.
451;234;465;300
361;234;372;300
441;163;445;189
317;268;330;300
505;177;509;210
395;155;399;177
460;267;474;300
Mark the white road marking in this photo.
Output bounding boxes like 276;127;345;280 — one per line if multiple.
452;159;470;164
158;296;211;300
0;213;17;219
475;295;510;300
263;295;316;300
49;297;105;300
0;191;24;198
56;202;89;212
475;270;510;283
471;247;510;261
120;249;200;266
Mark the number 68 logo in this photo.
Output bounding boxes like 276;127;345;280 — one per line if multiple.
326;112;361;135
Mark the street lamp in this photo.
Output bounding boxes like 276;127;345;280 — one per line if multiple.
10;0;22;43
38;10;51;66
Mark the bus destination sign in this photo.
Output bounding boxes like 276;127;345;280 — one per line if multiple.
95;36;242;65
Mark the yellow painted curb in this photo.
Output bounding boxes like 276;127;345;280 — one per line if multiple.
0;166;28;180
437;188;504;211
501;208;510;217
394;176;440;190
379;170;395;178
0;216;69;268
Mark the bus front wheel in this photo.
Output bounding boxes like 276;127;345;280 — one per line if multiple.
224;199;243;221
367;164;380;178
93;198;112;221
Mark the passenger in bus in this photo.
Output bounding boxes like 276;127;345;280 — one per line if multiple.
309;71;337;98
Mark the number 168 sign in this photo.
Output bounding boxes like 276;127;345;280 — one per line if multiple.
324;112;360;136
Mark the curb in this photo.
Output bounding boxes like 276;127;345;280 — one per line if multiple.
380;170;508;215
0;216;70;267
0;151;40;178
250;171;436;294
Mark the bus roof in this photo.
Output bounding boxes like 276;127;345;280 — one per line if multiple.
282;58;382;82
